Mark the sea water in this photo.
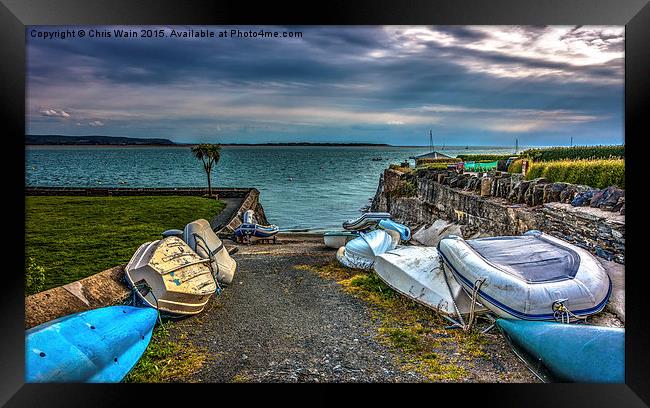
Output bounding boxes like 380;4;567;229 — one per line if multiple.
26;145;516;230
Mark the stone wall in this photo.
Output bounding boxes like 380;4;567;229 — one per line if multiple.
25;186;254;198
371;168;625;264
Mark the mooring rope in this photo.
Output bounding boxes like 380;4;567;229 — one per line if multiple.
552;299;588;324
439;256;467;329
465;277;487;331
131;281;165;331
193;233;222;295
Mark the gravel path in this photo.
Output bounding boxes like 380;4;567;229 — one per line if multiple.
171;238;425;382
170;235;537;383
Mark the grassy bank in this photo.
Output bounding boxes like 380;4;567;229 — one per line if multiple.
124;322;207;383
25;195;225;294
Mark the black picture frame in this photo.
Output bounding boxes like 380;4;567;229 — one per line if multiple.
2;0;648;406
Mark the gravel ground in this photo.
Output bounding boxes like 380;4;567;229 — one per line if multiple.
169;236;538;383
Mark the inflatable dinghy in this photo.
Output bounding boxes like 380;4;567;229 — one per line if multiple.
323;230;360;249
125;236;217;315
374;246;486;321
342;212;391;231
497;319;624;383
336;229;398;269
25;306;157;382
438;230;611;321
235;210;279;242
184;219;237;285
378;219;411;241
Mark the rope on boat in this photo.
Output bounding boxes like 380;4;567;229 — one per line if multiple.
439;257;467;329
130;281;165;331
193;233;222;295
465;277;487;332
552;299;589;324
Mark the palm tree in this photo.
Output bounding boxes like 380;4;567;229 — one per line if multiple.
191;144;221;197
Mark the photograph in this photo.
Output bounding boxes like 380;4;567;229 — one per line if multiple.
23;24;627;385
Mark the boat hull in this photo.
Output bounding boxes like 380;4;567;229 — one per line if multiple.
25;306;157;383
125;237;217;315
496;319;624;383
336;229;397;269
184;218;237;285
342;212;391;231
438;231;611;321
378;219;411;241
374;246;486;318
323;231;359;249
234;223;279;238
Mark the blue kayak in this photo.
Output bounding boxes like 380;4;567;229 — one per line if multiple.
378;219;411;241
25;306;158;383
496;318;624;383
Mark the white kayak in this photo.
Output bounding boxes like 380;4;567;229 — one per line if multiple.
336;229;398;269
373;245;486;320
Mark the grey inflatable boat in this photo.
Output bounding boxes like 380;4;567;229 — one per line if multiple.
437;230;611;321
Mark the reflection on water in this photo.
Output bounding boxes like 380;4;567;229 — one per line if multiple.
26;145;517;230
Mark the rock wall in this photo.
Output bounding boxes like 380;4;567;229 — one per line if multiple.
371;168;625;264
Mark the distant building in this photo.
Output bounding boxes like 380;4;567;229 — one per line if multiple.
410;151;453;160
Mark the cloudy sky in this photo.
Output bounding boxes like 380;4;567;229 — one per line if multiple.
26;25;624;146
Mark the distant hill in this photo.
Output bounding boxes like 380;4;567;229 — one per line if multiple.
26;135;177;146
26;135;392;147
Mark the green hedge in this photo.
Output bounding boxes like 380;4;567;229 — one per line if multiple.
525;159;624;189
456;154;518;161
522;145;624;162
417;162;453;171
507;159;523;173
415;157;462;166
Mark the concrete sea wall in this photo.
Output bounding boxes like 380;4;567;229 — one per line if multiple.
25;187;266;328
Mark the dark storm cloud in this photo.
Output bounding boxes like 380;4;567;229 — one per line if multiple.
26;25;624;146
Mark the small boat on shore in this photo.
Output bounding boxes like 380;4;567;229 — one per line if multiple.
184;219;237;285
373;246;486;322
343;212;391;231
323;230;360;249
336;229;397;269
438;230;611;321
125;236;217;315
496;318;624;383
235;210;280;242
25;306;157;383
378;219;411;241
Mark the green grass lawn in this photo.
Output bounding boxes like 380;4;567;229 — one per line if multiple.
25;195;226;294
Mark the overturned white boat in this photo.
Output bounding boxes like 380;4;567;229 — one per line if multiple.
342;212;391;231
323;230;360;249
438;230;612;321
336;229;398;269
373;246;486;323
184;219;237;285
125;236;217;316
